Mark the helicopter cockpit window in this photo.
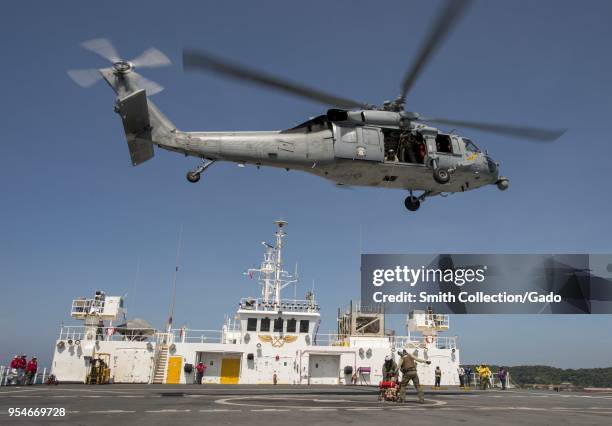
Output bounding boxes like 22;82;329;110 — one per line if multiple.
435;134;452;153
463;138;480;153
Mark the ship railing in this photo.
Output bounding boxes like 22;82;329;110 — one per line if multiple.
339;301;384;315
311;333;344;346
238;298;320;312
393;335;457;350
155;332;174;345
57;325;157;342
0;366;49;386
169;329;227;344
423;313;450;329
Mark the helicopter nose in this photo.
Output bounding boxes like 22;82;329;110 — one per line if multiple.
485;155;499;181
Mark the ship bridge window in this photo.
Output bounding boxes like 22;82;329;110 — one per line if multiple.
246;318;258;332
286;318;297;333
299;319;310;333
273;318;284;332
260;317;271;332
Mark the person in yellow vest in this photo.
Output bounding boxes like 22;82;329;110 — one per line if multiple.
476;364;492;390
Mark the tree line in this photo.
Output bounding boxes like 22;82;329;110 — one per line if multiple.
484;365;612;388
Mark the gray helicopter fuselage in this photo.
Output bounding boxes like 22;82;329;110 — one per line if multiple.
163;122;498;193
102;70;499;195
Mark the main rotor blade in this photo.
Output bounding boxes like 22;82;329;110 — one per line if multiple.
131;47;171;69
399;0;473;102
81;38;121;63
422;117;567;142
67;68;102;88
183;49;370;109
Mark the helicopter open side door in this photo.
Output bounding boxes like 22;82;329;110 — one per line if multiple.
332;124;384;162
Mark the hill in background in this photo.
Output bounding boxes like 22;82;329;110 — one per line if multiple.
476;365;612;388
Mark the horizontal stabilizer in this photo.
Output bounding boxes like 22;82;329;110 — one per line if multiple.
116;89;154;166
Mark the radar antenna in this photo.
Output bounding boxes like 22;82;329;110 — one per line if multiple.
246;220;298;307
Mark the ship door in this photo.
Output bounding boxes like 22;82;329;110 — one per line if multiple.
220;358;241;384
166;356;182;384
308;354;340;385
333;125;384;162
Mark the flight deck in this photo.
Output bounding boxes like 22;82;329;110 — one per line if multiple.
1;385;610;425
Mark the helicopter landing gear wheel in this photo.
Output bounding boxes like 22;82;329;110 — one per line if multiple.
496;177;509;191
186;159;215;183
186;171;201;183
404;196;421;211
433;167;450;184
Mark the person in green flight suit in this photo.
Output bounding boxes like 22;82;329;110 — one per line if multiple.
398;349;431;403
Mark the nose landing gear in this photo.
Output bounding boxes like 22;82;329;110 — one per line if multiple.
433;167;450;184
186;159;215;183
496;177;509;191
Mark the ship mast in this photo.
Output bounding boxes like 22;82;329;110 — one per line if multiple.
246;220;297;307
272;220;287;306
261;243;275;303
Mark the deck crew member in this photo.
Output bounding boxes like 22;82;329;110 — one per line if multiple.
195;362;206;384
434;366;442;388
397;349;431;403
458;366;465;387
382;355;398;381
25;357;37;385
477;364;491;390
9;356;19;385
17;354;27;385
464;366;472;387
497;367;507;390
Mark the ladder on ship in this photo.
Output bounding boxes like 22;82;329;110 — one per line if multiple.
152;344;169;384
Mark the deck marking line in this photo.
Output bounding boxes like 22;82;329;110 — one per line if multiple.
251;408;291;412
299;408;338;411
199;409;242;412
346;408;383;411
145;409;191;413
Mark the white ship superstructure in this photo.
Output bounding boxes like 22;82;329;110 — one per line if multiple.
52;221;461;385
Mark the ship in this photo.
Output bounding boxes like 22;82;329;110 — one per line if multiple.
51;220;460;385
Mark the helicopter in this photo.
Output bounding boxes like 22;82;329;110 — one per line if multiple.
67;0;565;211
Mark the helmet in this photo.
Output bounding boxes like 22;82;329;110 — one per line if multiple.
384;355;392;362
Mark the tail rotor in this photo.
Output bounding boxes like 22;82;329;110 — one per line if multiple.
67;38;171;94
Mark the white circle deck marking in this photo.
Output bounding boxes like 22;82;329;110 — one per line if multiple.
214;394;446;409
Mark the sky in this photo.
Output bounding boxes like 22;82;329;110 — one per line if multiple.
1;0;612;370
